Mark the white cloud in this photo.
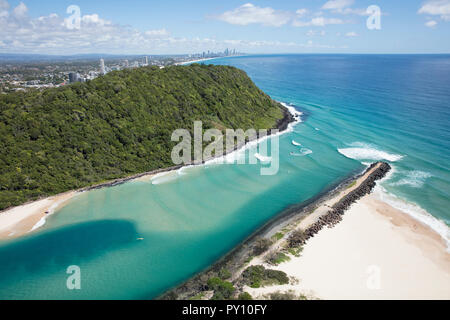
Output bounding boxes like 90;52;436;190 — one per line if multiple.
345;31;358;37
145;29;170;37
12;1;27;19
425;20;438;27
322;0;368;16
0;0;9;11
306;29;326;36
81;14;111;26
0;0;349;54
293;17;345;27
296;9;308;17
418;0;450;20
217;3;291;27
322;0;354;10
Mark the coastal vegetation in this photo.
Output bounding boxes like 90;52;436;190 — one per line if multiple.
287;230;307;248
238;292;253;300
207;277;236;300
0;64;286;210
240;265;289;288
218;268;232;280
252;237;273;255
266;251;291;265
266;290;309;300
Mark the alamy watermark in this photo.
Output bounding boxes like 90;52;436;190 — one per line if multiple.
366;265;381;290
171;121;280;176
367;5;382;30
65;5;81;30
66;265;81;290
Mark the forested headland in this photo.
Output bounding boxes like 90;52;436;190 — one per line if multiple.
0;64;286;210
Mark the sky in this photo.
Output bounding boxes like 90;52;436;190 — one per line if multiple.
1;0;450;55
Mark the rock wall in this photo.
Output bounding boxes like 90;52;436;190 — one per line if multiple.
290;162;391;246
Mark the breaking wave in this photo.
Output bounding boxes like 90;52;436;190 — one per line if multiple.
390;170;432;188
338;142;404;162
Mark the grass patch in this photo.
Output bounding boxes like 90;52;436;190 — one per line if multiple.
189;292;206;300
268;290;308;300
271;232;284;241
346;180;357;189
287;246;303;257
218;268;232;280
244;255;254;265
266;251;291;266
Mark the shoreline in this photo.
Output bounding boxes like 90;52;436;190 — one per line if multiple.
159;162;392;299
160;162;450;300
0;102;295;240
176;55;247;66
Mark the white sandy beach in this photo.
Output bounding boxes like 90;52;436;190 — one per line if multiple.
0;170;163;239
0;191;77;239
246;194;450;300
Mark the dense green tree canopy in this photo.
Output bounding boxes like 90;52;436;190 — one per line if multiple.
0;64;284;210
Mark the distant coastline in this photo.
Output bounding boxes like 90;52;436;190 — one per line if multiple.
176;55;247;66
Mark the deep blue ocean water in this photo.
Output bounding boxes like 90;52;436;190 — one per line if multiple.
0;54;448;299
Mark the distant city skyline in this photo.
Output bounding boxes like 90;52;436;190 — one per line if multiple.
1;0;450;55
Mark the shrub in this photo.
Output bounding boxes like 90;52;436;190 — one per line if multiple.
288;230;307;248
207;277;235;300
266;251;291;265
238;292;253;300
241;265;289;288
269;291;297;300
252;238;272;256
218;268;232;280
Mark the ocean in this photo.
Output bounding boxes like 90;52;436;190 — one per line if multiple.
0;54;449;299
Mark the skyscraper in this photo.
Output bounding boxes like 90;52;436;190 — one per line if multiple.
69;72;78;83
100;59;106;75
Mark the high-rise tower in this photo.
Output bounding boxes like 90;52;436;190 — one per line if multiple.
100;58;106;75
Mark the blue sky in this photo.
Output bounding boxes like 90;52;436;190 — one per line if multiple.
1;0;450;54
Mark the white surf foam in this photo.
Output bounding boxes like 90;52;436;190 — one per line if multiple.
338;142;404;162
29;195;78;232
31;217;47;231
151;102;303;185
390;170;432;188
292;140;302;146
204;102;303;166
150;171;177;185
254;153;272;162
290;148;313;157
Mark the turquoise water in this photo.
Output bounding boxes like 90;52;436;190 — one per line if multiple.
0;54;449;299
